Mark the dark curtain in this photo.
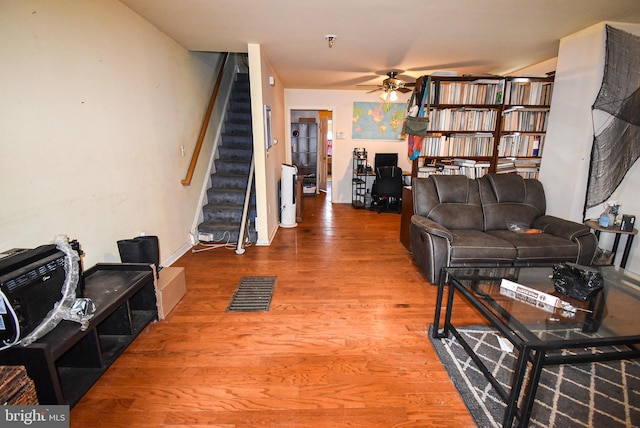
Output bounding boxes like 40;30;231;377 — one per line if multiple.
586;26;640;211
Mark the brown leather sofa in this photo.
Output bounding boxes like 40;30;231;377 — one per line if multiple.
410;173;598;284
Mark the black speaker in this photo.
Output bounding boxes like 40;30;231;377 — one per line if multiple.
117;236;160;276
621;215;636;232
136;235;160;269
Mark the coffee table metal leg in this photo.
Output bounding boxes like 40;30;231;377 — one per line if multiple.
433;274;452;338
503;345;531;428
518;349;546;427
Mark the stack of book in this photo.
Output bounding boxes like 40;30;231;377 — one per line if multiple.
453;158;491;179
496;158;541;178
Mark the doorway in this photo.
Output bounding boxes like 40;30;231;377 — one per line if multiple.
290;109;333;200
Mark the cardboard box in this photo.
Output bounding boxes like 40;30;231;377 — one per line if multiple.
155;266;186;320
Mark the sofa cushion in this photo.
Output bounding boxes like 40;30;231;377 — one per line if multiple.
449;230;517;264
487;230;581;263
479;174;546;231
413;176;484;230
433;174;471;203
484;173;525;203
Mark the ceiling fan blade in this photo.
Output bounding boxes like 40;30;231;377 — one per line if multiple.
397;87;413;93
366;88;383;93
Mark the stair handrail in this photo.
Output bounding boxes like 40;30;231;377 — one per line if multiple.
235;154;255;255
181;52;230;186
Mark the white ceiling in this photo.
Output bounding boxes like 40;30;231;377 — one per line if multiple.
119;0;640;90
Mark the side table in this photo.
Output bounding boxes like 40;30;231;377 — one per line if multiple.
585;219;638;268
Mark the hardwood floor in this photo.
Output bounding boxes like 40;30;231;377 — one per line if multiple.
70;192;481;427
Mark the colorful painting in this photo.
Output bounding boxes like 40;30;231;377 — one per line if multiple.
352;102;406;140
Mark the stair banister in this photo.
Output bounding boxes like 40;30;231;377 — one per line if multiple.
235;154;255;255
181;52;230;186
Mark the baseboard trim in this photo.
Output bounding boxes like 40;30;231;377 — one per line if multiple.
161;241;192;267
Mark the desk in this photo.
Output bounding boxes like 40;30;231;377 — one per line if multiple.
585;219;637;268
434;266;640;427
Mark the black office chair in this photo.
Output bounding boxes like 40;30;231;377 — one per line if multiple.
374;153;398;171
371;166;403;213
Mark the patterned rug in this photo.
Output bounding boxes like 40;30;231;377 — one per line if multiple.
429;325;640;427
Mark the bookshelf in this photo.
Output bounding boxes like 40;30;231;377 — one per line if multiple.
410;74;554;180
496;76;554;178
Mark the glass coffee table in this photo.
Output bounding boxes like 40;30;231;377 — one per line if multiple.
433;265;640;428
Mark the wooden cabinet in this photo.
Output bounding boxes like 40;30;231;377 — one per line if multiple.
0;263;157;406
409;74;554;179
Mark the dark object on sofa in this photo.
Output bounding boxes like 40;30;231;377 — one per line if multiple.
410;173;598;284
372;166;403;213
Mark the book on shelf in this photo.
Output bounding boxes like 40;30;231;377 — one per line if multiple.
498;134;545;157
504;79;554;105
429;78;505;105
453;158;476;167
496;158;516;174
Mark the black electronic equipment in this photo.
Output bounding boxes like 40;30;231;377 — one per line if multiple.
0;245;73;345
621;215;636;232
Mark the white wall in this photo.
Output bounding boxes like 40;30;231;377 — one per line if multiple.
0;0;221;267
540;22;640;274
248;44;286;245
285;90;411;204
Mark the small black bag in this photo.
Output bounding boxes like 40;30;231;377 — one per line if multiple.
552;262;604;300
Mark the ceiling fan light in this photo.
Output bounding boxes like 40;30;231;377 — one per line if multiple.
389;90;398;102
380;91;389;101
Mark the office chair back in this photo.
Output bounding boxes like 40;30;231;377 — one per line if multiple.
374;153;398;171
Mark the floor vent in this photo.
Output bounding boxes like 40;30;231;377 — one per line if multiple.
226;276;276;312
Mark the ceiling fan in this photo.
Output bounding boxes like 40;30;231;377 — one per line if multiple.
360;71;416;101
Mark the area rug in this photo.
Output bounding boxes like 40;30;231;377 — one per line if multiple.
226;276;276;312
429;325;640;427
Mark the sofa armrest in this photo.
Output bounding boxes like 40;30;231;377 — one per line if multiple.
410;215;452;284
411;215;454;242
532;215;592;241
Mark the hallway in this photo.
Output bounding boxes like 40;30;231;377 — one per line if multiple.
70;194;478;427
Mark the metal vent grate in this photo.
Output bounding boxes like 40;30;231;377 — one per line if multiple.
226;276;276;312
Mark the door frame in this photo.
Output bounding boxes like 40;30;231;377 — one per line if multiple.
287;106;335;199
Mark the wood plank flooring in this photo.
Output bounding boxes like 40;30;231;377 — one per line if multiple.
70;192;482;427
